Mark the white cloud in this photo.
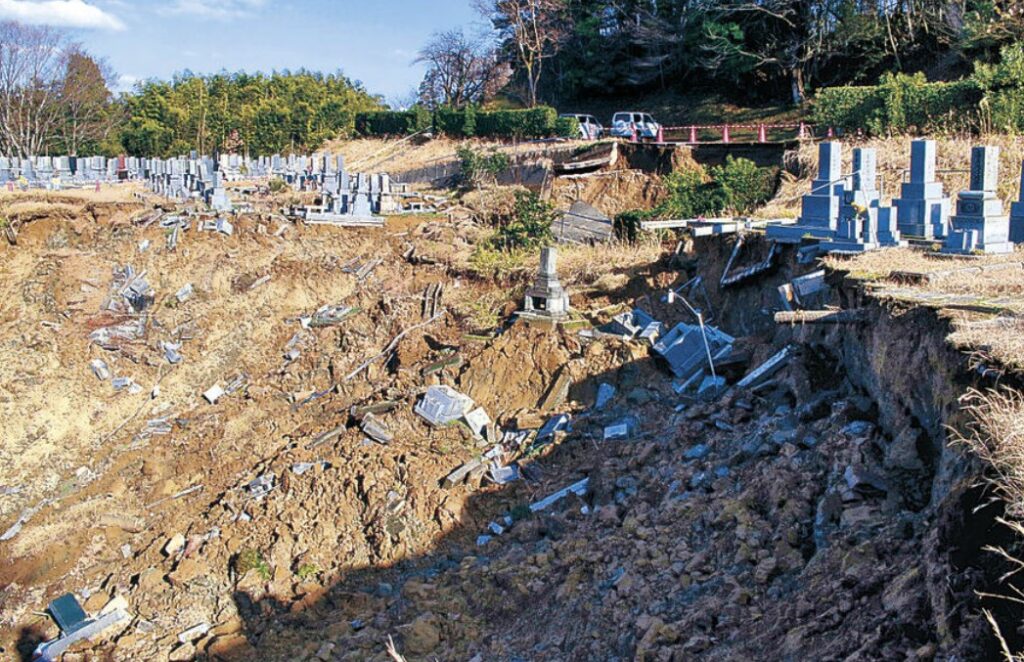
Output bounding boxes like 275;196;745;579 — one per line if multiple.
0;0;125;30
162;0;266;19
115;73;138;91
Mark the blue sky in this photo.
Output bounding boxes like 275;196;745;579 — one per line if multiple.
0;0;484;102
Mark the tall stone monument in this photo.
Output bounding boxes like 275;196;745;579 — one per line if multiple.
766;141;845;243
821;148;902;252
894;140;950;239
1010;160;1024;244
523;246;570;319
942;146;1013;255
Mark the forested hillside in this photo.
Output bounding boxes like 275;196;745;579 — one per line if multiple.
472;0;1024;106
3;2;1024;157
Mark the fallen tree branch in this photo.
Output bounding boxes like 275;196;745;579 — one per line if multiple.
774;309;868;325
344;309;446;382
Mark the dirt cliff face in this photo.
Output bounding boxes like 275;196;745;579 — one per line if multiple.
0;198;1016;661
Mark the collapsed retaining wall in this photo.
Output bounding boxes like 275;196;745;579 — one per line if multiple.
687;233;1020;656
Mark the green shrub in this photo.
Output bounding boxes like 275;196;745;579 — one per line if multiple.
355;108;431;136
554;116;580;138
614;209;659;243
296;563;319;580
234;549;270;580
974;43;1024;133
812;86;885;132
661;168;719;219
436;105;480;137
431;106;567;139
812;73;983;135
491;190;555;250
709;157;777;214
476;107;560;138
267;178;288;194
619;159;775;242
457;146;512;189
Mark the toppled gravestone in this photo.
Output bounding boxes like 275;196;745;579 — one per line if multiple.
653;322;734;380
33;593;130;662
415;385;474;426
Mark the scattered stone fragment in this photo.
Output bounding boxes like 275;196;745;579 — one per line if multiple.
164;533;186;557
175;283;194;303
90;359;110;380
361;413;393;444
595;383;616;409
203;384;225;404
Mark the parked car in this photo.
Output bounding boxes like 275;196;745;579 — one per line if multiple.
609;112;661;141
560;113;604;140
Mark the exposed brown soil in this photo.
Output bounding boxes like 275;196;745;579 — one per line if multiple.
0;180;1019;662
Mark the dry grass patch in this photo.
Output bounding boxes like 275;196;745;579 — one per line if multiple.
949;316;1024;372
955;388;1024;513
825;246;1024;282
324;136;595;178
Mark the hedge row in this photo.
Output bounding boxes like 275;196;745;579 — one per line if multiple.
812;73;983;135
354;108;432;136
355;106;578;139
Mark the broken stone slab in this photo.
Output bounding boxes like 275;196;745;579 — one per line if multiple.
534;413;571;447
604;417;639;441
307;304;359;328
595;383;616;410
443;458;483;489
143;418;172;436
164;533;186;556
653;322;734;380
112;376;140;394
415;385;474;426
464;407;491;439
777;270;827;311
291;461;329;476
529;477;589;513
306;425;344;450
203;384;225;404
361;413;393;444
161;341;183;364
488;462;521;485
604;308;656;339
422;354;463;376
175;283;194;303
224;373;247;395
350;400;400;419
737;346;793;389
178;622;211;643
89;318;146;347
539;367;571;411
1;507;37;541
844;465;888;497
698;375;726;398
246;473;276;499
33;607;130;662
89;359;110;381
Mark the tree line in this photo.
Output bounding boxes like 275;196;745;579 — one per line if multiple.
0;20;383;158
416;1;1024;108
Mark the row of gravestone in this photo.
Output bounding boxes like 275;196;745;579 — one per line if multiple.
766;140;1024;255
0;151;365;189
140;152;403;219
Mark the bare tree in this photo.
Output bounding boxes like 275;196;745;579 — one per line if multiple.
60;48;118;155
476;0;571;107
0;21;70;157
416;29;509;108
